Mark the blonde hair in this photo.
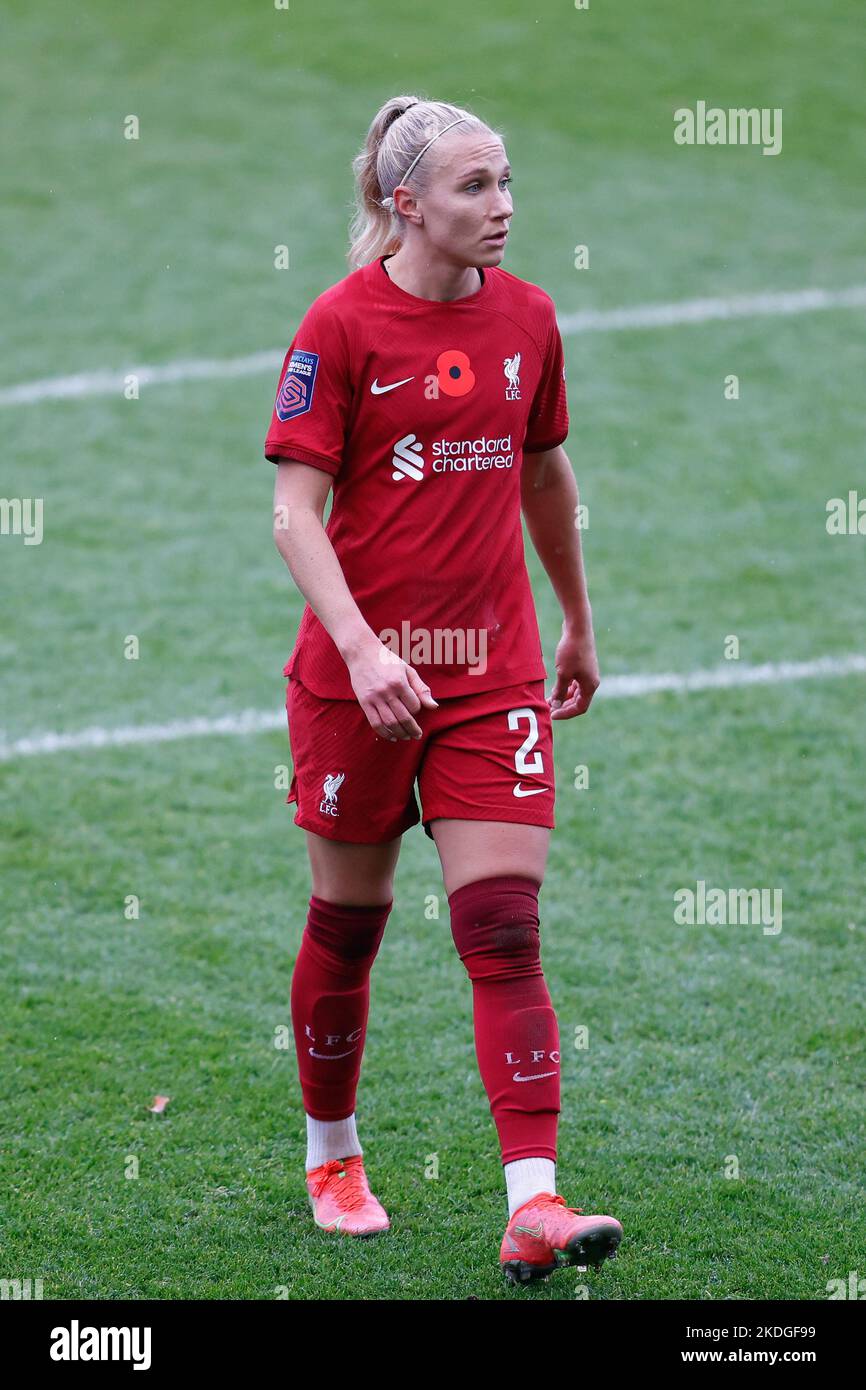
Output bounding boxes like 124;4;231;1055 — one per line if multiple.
347;95;503;271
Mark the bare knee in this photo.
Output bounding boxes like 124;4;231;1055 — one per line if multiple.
431;820;549;898
304;831;401;905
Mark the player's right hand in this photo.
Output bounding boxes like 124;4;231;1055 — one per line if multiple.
346;639;439;741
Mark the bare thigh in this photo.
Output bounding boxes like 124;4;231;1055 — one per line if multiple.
430;819;550;898
304;829;403;906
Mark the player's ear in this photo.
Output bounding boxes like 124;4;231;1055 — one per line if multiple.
393;187;422;223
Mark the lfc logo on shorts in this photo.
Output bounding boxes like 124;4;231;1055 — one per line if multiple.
319;771;345;817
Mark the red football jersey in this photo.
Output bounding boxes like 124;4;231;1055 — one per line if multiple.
265;254;568;700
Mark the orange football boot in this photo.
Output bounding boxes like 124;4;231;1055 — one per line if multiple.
500;1192;622;1284
305;1155;390;1236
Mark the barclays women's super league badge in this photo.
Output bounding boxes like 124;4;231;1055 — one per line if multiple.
276;349;319;421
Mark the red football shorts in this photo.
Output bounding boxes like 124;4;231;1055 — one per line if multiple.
285;674;556;844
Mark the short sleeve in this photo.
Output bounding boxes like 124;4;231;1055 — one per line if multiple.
523;304;569;454
264;297;353;475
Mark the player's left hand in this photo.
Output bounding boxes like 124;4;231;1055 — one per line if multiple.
548;625;600;718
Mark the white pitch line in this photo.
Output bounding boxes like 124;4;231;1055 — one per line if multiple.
0;709;283;762
1;654;863;763
556;283;866;334
0;350;281;407
598;652;866;698
1;285;865;407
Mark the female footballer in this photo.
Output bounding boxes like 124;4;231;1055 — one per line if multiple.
265;94;623;1285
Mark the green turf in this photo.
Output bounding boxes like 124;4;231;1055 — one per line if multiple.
1;0;864;1299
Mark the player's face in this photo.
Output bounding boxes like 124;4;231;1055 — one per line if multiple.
419;134;513;266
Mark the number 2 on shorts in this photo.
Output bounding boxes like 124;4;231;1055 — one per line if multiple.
507;707;544;775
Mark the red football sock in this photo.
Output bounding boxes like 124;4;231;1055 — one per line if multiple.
448;875;560;1163
290;895;391;1121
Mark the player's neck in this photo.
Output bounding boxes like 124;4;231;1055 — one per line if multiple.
382;249;482;303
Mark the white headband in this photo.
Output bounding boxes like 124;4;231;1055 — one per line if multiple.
379;116;469;211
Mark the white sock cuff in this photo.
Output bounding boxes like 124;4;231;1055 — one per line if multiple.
305;1112;362;1171
504;1156;556;1217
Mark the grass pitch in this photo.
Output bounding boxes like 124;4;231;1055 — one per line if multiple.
1;0;864;1299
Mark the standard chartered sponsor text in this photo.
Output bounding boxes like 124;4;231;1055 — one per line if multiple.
432;433;514;471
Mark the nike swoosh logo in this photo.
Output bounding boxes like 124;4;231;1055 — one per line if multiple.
370;376;415;395
513;1070;557;1082
308;1047;357;1059
313;1213;346;1231
514;1222;545;1239
513;783;548;798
